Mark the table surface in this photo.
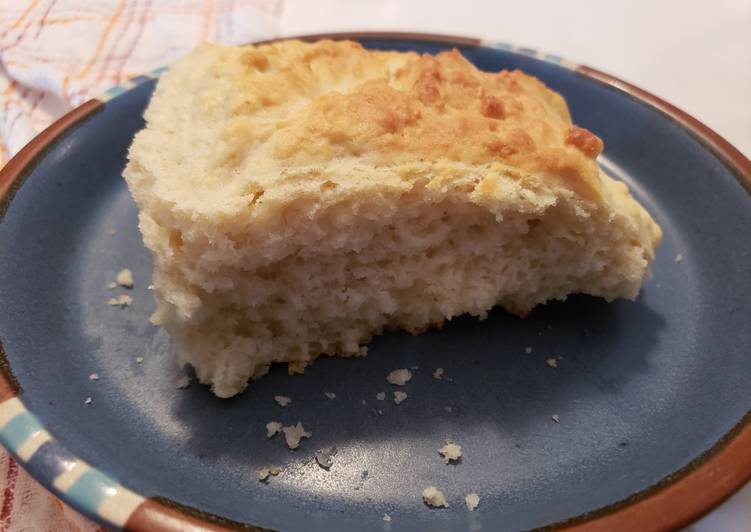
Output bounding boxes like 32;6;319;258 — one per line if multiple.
275;1;751;529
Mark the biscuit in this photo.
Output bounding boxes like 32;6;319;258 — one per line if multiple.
124;39;661;397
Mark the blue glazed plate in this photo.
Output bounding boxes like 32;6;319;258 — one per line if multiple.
0;34;750;532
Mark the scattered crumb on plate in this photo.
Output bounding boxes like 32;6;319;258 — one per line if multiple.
88;373;99;381
135;356;144;364
274;395;292;407
525;347;533;354
552;414;560;423
324;392;336;400
546;357;558;368
432;368;444;379
383;514;391;522
84;397;92;405
107;282;117;289
675;253;683;263
257;465;281;482
116;268;134;288
108;229;117;236
465;493;480;511
282;422;311;449
438;441;462;463
266;421;282;438
376;392;386;401
386;369;412;386
358;346;369;357
315;447;337;469
107;294;132;307
393;391;408;405
147;284;154;290
410;365;419;370
422;486;448;508
176;375;191;389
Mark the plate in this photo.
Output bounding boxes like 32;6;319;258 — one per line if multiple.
1;33;750;532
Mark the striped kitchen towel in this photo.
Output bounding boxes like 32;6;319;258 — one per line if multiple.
0;0;280;166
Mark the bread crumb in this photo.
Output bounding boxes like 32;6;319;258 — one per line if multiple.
393;391;408;404
465;493;480;511
376;392;386;401
358;346;369;357
257;465;281;481
287;360;306;374
84;397;92;405
135;356;144;364
422;486;448;508
116;268;134;288
107;282;117;289
282;422;311;449
383;514;391;522
324;392;336;400
525;347;533;354
433;368;444;379
411;365;419;370
438;441;462;463
147;284;154;290
315;447;337;469
176;375;191;389
546;357;558;368
552;414;560;423
387;369;412;386
266;421;282;438
107;294;132;307
88;373;99;381
109;229;117;236
675;253;683;263
274;395;292;407
361;399;367;405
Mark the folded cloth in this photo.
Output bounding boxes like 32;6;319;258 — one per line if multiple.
0;0;280;165
0;2;278;529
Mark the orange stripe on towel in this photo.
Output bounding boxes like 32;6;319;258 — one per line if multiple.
60;0;127;105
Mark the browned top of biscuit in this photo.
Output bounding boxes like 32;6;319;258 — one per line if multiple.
213;39;603;199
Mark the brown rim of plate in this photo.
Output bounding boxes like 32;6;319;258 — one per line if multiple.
0;99;103;215
0;32;749;532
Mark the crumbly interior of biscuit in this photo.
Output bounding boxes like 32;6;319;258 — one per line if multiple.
138;173;655;398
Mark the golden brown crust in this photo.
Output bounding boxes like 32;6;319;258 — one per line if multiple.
566;125;604;158
197;39;605;201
